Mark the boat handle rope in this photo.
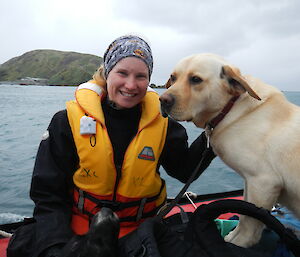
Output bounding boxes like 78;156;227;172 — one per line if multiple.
184;192;197;210
0;229;12;238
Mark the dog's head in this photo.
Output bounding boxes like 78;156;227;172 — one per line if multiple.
159;53;261;128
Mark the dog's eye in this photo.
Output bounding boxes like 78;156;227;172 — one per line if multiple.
190;76;203;84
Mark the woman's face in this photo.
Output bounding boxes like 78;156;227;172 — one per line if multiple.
106;57;149;109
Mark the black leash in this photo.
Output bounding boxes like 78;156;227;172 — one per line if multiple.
156;147;212;220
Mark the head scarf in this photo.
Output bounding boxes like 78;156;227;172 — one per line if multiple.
103;35;153;78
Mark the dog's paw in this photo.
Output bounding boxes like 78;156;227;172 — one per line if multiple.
224;226;260;248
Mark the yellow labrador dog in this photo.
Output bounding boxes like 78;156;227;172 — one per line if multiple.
159;53;300;247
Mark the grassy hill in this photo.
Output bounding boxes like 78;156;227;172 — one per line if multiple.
0;49;102;85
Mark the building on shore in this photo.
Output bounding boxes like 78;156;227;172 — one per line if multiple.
19;77;49;85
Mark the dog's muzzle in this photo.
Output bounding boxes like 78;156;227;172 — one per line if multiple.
159;94;175;118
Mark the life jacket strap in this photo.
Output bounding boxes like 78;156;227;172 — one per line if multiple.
136;198;147;221
74;198;166;223
74;180;166;222
77;189;85;213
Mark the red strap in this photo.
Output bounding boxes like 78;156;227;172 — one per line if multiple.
206;96;239;130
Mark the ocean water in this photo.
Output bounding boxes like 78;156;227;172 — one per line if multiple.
0;84;300;225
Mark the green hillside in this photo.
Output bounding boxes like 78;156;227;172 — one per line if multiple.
0;49;102;85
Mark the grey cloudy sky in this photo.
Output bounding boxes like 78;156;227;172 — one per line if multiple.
1;0;299;91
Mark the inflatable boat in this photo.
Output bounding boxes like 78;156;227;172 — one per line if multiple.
1;189;300;257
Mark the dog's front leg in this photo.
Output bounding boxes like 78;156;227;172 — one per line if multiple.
224;177;281;247
224;214;264;247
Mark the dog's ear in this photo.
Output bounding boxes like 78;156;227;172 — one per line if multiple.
165;77;172;88
221;65;261;100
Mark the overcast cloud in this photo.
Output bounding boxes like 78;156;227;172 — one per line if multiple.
1;0;299;90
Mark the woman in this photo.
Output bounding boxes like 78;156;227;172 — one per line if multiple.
7;35;215;257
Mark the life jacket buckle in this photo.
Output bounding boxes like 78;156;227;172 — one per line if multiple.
99;200;121;212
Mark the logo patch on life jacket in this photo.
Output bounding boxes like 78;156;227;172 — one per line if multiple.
138;146;155;161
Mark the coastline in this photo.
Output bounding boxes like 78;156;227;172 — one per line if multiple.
0;81;166;88
0;81;77;87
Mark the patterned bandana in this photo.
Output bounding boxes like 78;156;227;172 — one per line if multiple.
103;35;153;78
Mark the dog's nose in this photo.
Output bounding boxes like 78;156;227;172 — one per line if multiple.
159;93;175;107
159;94;175;117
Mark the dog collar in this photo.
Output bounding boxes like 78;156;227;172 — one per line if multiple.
205;95;240;147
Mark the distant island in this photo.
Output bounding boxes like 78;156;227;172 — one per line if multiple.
0;49;165;88
0;49;102;86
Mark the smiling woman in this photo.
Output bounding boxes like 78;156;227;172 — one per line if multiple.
6;35;215;257
106;57;149;109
